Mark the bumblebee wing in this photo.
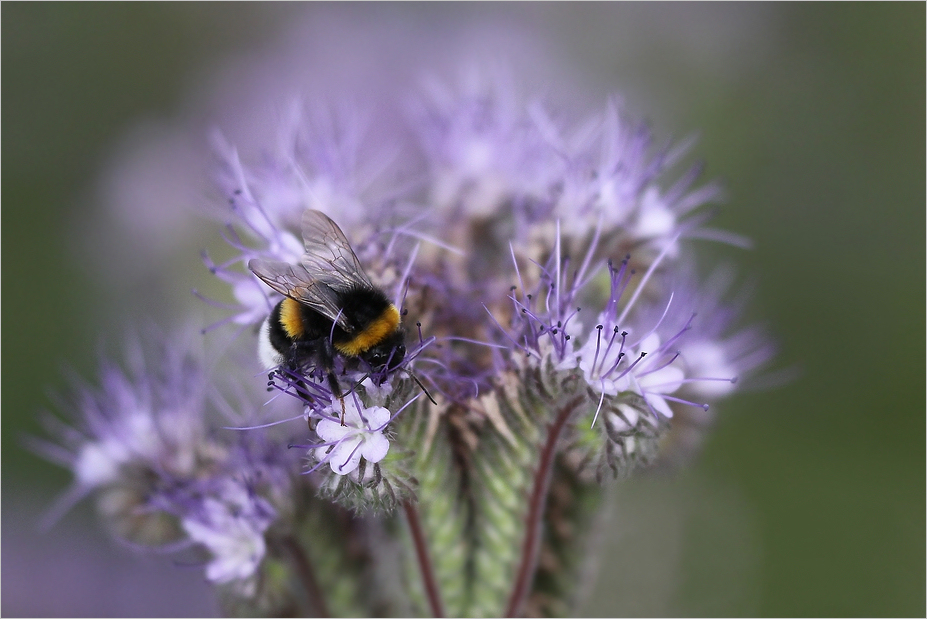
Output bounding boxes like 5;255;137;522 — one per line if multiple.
300;209;374;290
248;258;351;330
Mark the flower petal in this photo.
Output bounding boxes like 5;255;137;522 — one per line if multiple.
328;437;363;475
360;406;391;430
360;432;390;464
640;365;685;394
647;394;674;419
316;418;353;443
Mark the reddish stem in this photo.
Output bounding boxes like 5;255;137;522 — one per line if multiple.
404;500;445;617
504;397;580;618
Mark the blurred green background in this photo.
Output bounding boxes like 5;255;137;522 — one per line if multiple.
3;4;923;616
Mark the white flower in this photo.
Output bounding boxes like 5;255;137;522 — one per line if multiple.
632;186;677;240
72;410;152;487
680;340;738;398
575;326;684;422
181;481;275;592
634;361;685;419
315;399;391;475
73;441;124;488
574;323;640;397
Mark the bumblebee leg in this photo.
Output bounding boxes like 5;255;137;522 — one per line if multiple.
326;371;346;425
314;336;347;426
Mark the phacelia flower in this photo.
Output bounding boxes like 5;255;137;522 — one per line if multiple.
180;480;276;594
314;398;391;476
40;64;777;618
34;328;226;533
34;327;323;609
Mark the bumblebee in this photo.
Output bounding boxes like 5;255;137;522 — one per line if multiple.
250;209;407;423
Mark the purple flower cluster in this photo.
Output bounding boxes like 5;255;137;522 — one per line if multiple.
41;72;774;616
33;329;301;600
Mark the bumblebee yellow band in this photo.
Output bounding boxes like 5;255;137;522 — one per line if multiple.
279;298;305;339
336;304;401;356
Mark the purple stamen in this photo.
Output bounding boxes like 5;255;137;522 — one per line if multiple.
222;412;308;431
600;325;623;367
573;211;604;288
590;325;605;375
660;394;710;411
616;232;680;326
336;440;364;474
612;351;647;382
639;350;681;378
374;391;423;432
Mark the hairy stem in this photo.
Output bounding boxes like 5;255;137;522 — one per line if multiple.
504;397;581;618
279;534;329;617
404;500;445;617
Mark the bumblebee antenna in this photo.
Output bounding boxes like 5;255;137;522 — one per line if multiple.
341;368;437;410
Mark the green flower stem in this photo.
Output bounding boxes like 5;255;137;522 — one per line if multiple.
404;500;445;617
504;396;582;618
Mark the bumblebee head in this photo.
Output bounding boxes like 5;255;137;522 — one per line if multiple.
361;329;406;371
